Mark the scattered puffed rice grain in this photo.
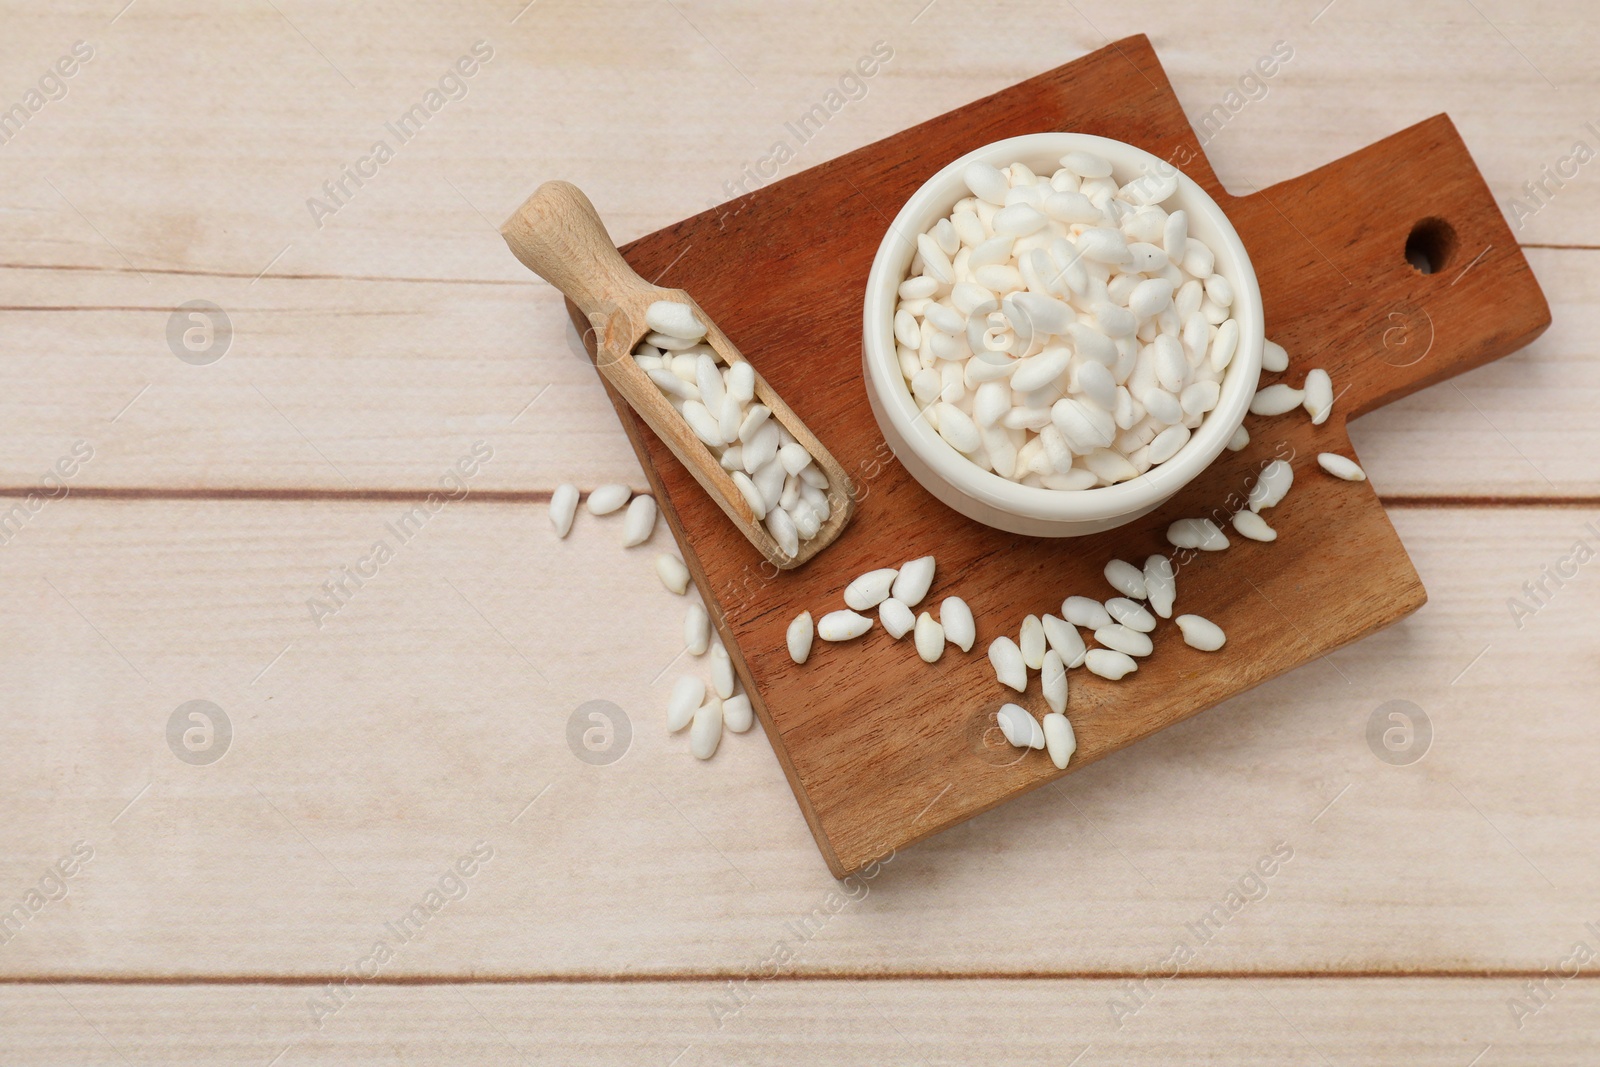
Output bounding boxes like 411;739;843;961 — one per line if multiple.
1249;459;1294;512
915;612;945;663
1226;424;1250;452
989;636;1028;692
1104;559;1147;600
1041;650;1067;713
1085;648;1138;680
891;556;937;607
1143;555;1176;619
787;611;814;663
1250;384;1305;416
656;554;690;595
710;643;735;699
1166;518;1229;551
879;598;916;640
667;676;703;732
1262;338;1290;373
685;603;710;655
996;703;1034;748
1095;624;1153;657
1063;595;1113;629
818;609;873;642
622;495;657;547
941;597;976;652
1043;712;1076;769
1176;614;1226;651
1042;614;1087;668
1105;598;1156;633
723;693;753;734
845;567;899;611
690;697;723;759
1232;510;1277;542
1020;614;1046;670
586;483;631;515
1303;368;1334;425
550;483;578;538
1318;452;1367;481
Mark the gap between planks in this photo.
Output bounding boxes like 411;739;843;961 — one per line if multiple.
2;970;1599;985
1;487;1598;508
0;240;1592;293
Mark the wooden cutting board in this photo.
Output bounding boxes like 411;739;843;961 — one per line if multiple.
571;35;1550;877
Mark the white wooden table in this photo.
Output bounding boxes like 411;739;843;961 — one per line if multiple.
2;1;1597;1061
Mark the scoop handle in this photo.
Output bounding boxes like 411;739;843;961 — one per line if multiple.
500;180;656;326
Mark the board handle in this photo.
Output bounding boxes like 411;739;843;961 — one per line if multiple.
501;181;659;327
1228;114;1550;422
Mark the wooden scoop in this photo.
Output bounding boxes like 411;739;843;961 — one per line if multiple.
501;181;854;570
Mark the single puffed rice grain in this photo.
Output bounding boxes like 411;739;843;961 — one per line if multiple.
787;611;814;663
1104;559;1147;600
1063;595;1113;629
941;597;976;652
1041;649;1068;713
723;693;753;733
880;598;916;640
656;554;690;595
1303;368;1334;425
690;697;723;759
1085;648;1138;680
586;483;631;515
550;483;578;538
818;610;872;642
1232;510;1277;541
845;568;899;611
1143;555;1176;619
667;676;703;732
1167;517;1229;551
685;603;709;655
989;636;1028;692
915;613;945;663
892;556;937;607
1042;613;1087;668
710;642;735;699
1250;384;1305;416
1043;712;1076;769
1020;614;1046;670
622;495;657;547
1176;614;1226;651
1318;452;1367;481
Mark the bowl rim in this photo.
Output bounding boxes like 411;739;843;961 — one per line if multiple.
862;132;1264;523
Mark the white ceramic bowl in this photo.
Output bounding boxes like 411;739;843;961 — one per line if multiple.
862;133;1264;537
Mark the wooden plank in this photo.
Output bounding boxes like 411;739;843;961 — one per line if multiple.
1;0;1596;285
2;978;1597;1064
0;248;1588;495
0;501;1594;974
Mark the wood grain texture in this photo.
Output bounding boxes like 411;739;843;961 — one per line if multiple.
0;247;1592;496
588;36;1548;875
0;1;1593;1058
5;979;1598;1065
1;501;1595;978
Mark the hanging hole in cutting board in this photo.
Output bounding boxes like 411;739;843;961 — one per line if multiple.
1405;217;1458;274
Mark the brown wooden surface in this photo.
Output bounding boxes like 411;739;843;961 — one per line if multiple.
572;35;1551;876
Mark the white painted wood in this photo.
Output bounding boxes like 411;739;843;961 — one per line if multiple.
0;502;1592;976
1;978;1595;1064
0;249;1590;495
